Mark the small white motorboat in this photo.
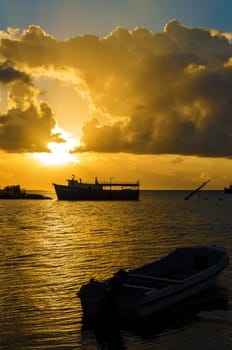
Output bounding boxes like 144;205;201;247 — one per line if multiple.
78;245;229;321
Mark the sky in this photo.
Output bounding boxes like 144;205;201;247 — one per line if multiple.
1;0;232;190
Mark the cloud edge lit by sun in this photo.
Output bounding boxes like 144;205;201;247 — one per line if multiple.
33;125;80;166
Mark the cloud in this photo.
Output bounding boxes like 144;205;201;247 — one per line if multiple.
0;60;62;152
1;20;232;156
0;60;31;84
0;102;57;152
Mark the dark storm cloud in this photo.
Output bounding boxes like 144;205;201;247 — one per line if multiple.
0;59;63;152
0;61;31;84
1;20;232;156
0;102;57;152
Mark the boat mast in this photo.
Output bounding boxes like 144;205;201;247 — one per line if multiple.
184;179;210;200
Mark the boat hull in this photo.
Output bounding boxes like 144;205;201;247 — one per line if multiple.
78;246;229;321
79;272;223;320
116;270;222;319
53;183;139;201
224;187;232;193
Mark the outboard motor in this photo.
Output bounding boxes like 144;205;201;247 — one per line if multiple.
103;269;128;310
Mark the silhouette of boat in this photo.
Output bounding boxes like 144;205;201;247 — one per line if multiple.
53;175;140;201
78;245;229;321
224;183;232;193
0;185;51;199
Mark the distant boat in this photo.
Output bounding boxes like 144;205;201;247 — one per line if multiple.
0;185;51;199
78;245;229;321
224;183;232;193
53;175;140;201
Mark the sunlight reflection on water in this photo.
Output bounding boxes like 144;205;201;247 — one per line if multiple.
0;190;232;349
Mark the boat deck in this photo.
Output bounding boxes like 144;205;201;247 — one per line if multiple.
126;270;196;290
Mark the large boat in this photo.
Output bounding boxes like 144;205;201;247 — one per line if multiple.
78;245;229;321
53;175;140;201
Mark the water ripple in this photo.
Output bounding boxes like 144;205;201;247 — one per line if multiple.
0;190;232;349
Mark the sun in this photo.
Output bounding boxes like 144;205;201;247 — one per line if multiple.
34;126;80;166
35;140;79;166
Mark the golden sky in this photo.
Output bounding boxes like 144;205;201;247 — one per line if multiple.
1;20;232;190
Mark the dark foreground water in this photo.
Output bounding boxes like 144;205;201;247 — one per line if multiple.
0;190;232;349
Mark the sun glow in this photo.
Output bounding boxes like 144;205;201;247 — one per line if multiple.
34;126;80;166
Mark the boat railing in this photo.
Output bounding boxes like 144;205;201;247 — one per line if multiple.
99;181;140;187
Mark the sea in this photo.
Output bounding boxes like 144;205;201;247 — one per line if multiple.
0;190;232;350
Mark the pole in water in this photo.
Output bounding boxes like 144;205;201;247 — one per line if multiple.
184;180;210;200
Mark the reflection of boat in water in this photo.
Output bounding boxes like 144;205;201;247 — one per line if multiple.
224;183;232;193
0;185;52;199
53;175;140;201
78;245;229;321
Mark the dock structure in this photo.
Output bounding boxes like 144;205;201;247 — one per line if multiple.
184;180;210;200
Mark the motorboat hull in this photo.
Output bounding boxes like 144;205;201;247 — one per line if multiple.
78;246;229;321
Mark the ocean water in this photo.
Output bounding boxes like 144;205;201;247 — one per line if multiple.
0;190;232;349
